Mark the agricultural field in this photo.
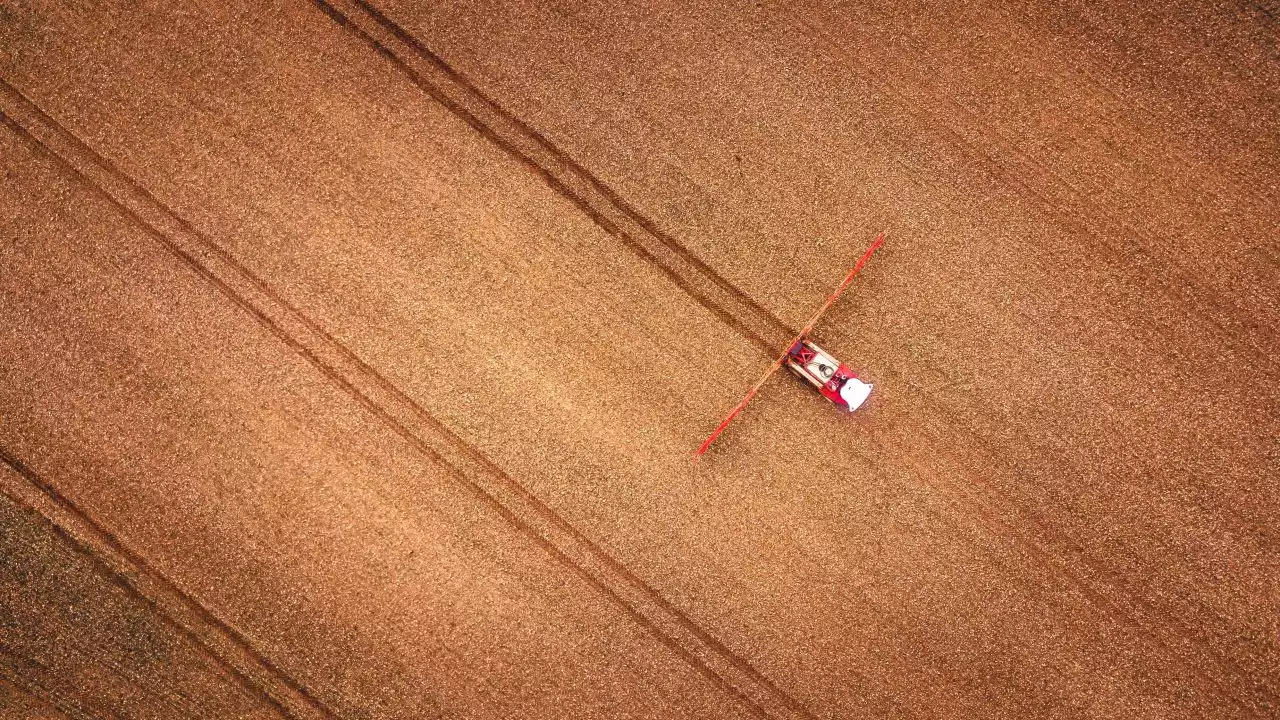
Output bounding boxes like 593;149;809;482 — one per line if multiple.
0;1;1276;718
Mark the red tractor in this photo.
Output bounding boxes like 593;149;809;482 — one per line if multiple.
785;339;873;412
695;232;884;457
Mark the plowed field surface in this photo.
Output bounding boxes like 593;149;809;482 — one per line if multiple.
1;1;1276;718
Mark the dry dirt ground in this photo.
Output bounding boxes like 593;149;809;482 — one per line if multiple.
0;1;1276;718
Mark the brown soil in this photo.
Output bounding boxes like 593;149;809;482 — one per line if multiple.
0;1;1275;718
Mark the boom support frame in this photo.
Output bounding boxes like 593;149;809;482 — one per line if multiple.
694;231;885;457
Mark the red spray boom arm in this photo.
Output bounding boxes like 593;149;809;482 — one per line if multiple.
694;231;885;457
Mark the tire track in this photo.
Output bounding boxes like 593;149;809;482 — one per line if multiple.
0;676;70;720
0;79;819;720
313;0;798;359
3;4;1265;714
0;653;90;720
0;452;324;720
302;3;1275;713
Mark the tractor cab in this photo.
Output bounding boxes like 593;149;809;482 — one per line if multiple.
694;232;885;457
785;339;872;412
